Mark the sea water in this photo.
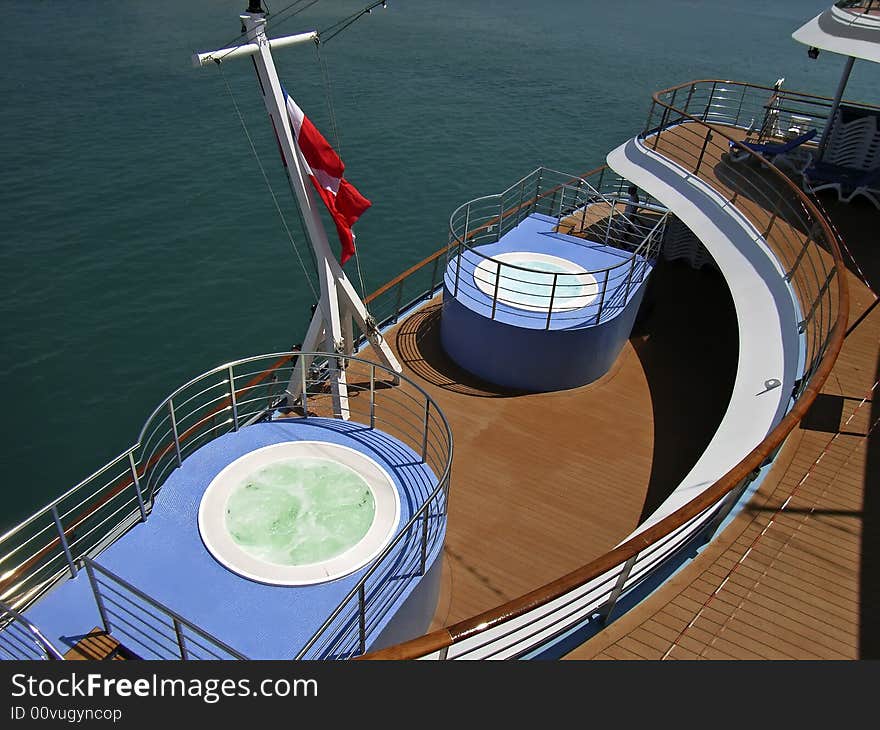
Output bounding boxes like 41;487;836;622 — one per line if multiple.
1;0;872;529
224;457;376;566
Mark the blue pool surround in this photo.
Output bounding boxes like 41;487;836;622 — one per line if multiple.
21;418;444;659
441;213;653;391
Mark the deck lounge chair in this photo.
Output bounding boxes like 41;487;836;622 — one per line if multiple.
802;162;880;209
728;128;817;169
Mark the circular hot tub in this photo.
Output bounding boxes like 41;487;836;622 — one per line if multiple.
473;251;599;312
198;441;400;586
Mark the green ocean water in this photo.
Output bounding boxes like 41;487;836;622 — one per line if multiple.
0;0;874;530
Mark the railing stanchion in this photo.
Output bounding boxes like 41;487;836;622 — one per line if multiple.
597;553;638;624
428;256;440;297
517;179;526;225
300;357;309;417
227;366;239;432
421;400;430;463
50;506;77;578
83;559;111;632
694;127;713;175
369;364;376;429
394;281;404;322
595;269;609;324
702;474;753;543
358;585;367;656
168;400;182;468
128;452;147;522
420;509;429;575
174;618;189;660
624;255;637;303
546;273;558;330
491;261;502;319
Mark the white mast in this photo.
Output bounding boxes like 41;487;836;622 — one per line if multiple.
194;2;402;419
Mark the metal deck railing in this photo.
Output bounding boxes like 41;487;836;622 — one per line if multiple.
360;79;848;660
0;352;453;660
0;600;64;660
445;167;668;328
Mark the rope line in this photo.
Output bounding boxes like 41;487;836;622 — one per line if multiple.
217;63;319;302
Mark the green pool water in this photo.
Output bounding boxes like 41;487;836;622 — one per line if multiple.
480;259;587;309
224;457;376;567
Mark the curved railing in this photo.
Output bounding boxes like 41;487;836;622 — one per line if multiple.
362;79;849;659
0;600;64;660
446;167;666;328
0;352;453;659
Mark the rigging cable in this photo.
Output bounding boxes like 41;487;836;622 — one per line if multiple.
216;61;320;304
318;1;388;46
314;39;370;305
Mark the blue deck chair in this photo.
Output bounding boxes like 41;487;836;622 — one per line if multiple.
728;128;817;166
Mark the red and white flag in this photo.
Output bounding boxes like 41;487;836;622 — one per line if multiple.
284;94;371;265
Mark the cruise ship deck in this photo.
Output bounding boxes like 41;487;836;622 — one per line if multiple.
566;195;879;660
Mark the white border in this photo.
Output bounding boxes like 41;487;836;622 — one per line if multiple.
473;251;599;312
197;441;401;586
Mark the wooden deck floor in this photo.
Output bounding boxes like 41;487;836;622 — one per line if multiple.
370;253;738;630
564;134;880;659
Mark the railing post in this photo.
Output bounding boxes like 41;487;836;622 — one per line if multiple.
694;128;713;175
624;255;637;303
596;553;638;624
517;179;526;225
491;261;502;319
684;83;695;115
453;242;463;297
428;256;440;297
702;476;753;543
369;364;376;429
785;233;812;282
173;618;189;660
545;273;558;330
128;452;147;523
227;365;239;432
83;559;111;632
595;269;609;324
498;198;504;242
50;506;77;578
358;585;367;656
394;280;404;322
300;358;309;417
421;400;430;463
454;206;469;297
167;399;182;468
653;104;670;150
420;509;430;575
734;84;746;128
706;80;718;121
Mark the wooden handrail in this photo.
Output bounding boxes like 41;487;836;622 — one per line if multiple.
361;80;850;660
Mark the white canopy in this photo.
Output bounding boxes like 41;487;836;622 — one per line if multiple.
792;4;880;64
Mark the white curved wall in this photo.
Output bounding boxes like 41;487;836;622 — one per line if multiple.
606;132;802;535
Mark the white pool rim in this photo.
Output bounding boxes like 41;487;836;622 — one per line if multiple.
198;441;401;586
472;251;599;312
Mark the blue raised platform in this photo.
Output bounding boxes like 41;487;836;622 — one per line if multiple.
21;418;444;659
441;213;653;391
